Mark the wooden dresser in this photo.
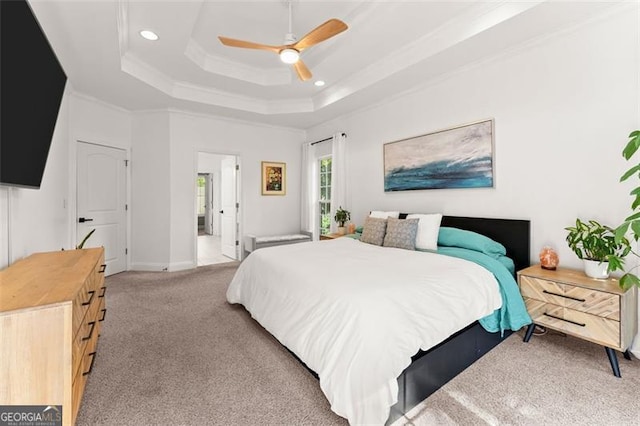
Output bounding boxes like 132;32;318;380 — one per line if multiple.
0;248;106;425
517;265;637;377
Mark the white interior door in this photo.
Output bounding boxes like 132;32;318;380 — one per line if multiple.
220;157;237;259
77;142;127;275
204;174;213;235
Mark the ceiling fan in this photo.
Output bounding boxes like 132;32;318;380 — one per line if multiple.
218;1;348;81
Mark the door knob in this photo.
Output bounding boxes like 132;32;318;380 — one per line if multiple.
78;217;94;223
219;210;224;214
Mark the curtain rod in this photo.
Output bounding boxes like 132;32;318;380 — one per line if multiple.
310;132;346;146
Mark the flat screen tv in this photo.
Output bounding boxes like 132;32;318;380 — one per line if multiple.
1;0;67;189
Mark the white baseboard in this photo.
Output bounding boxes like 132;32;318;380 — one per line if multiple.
130;262;169;272
168;261;196;272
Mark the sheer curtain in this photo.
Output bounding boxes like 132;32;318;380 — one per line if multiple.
329;132;347;233
300;142;319;240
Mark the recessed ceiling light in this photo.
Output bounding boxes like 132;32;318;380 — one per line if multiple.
314;80;325;87
140;30;159;41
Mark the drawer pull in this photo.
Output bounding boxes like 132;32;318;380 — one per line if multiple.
543;312;586;327
98;286;107;298
82;321;96;341
98;264;106;274
99;308;107;322
543;290;586;302
82;352;97;376
82;290;96;306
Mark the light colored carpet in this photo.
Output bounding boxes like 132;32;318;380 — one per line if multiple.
393;332;640;426
77;263;345;425
78;264;640;425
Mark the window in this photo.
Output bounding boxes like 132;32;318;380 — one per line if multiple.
319;157;332;235
197;175;206;215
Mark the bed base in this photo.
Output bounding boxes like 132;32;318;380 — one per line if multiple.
388;322;511;423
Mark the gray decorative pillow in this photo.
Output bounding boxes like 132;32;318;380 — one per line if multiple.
383;218;419;250
360;217;388;246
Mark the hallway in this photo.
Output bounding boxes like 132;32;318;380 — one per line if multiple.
197;234;235;266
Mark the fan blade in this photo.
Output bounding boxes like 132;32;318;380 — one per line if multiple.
293;60;312;81
293;19;348;51
218;36;282;53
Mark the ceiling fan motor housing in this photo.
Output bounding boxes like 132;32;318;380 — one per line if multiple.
283;32;297;45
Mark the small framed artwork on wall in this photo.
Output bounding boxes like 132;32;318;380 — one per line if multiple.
261;161;286;195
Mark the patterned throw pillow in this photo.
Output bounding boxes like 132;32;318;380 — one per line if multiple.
360;217;388;246
383;218;419;250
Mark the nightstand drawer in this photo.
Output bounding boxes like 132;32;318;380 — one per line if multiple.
520;275;619;320
520;276;565;304
525;299;620;349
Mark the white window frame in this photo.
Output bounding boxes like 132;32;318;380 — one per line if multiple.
318;155;332;236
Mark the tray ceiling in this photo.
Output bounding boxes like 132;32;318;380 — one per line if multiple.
29;1;621;129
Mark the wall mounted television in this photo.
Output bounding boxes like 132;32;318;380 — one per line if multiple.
1;0;67;189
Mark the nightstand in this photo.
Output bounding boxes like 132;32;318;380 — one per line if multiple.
517;265;637;377
320;233;345;240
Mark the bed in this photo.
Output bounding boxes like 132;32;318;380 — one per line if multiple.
227;215;531;424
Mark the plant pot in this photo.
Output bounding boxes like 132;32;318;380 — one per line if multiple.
583;259;609;279
337;226;346;235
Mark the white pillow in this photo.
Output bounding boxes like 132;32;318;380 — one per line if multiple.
370;210;400;219
406;213;443;250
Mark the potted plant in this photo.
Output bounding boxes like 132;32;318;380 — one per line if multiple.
615;129;640;289
334;207;351;235
565;218;630;279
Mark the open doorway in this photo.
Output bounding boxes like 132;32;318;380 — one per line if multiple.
196;152;239;266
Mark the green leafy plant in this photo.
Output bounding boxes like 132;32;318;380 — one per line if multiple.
615;130;640;289
565;220;630;275
76;229;96;249
334;206;351;227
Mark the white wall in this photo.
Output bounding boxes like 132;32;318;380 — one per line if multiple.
168;112;305;270
130;112;171;271
307;7;639;271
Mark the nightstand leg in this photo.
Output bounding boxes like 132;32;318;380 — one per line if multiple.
623;350;632;361
523;323;535;343
605;347;621;378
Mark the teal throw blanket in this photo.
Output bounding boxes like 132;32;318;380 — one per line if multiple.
437;246;532;334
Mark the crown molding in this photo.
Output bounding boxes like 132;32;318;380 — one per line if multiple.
309;1;635;133
132;106;305;134
185;38;291;86
67;88;132;114
312;0;544;111
117;0;129;58
122;52;314;114
168;107;306;135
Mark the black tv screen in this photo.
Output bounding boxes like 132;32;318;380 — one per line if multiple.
1;0;67;189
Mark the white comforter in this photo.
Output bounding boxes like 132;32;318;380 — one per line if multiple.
227;238;502;425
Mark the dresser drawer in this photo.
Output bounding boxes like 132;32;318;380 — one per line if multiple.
71;278;97;337
71;324;100;424
520;275;619;319
72;309;99;379
525;298;620;349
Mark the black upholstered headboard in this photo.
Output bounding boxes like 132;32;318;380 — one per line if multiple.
399;214;531;273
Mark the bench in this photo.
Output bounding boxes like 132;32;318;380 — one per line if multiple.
244;231;312;254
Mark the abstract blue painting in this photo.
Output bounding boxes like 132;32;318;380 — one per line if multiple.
384;119;494;191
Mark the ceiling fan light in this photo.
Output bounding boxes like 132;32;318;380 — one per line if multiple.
280;48;299;64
